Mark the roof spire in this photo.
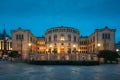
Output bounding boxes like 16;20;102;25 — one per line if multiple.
3;24;6;39
4;24;5;29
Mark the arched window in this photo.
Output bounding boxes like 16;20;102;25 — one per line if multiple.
49;36;51;42
68;35;71;41
45;38;47;42
60;34;64;41
74;36;76;42
18;34;21;39
16;34;18;40
54;35;57;41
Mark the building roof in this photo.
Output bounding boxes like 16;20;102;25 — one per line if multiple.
0;29;11;40
46;26;79;31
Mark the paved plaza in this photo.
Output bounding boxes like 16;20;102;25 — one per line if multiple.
0;61;120;80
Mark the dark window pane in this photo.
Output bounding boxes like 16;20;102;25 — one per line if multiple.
102;33;104;39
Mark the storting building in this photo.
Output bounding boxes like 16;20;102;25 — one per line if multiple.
11;26;116;60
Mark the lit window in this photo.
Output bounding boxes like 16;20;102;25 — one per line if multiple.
60;34;65;41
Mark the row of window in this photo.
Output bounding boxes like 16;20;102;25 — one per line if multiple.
47;34;77;42
16;34;24;40
79;41;87;45
16;34;37;44
102;33;110;39
79;47;87;49
46;28;79;35
0;41;12;50
30;37;36;43
47;48;87;53
79;51;87;53
79;33;111;45
89;36;95;43
37;41;45;45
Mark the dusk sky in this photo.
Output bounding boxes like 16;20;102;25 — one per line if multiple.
0;0;120;42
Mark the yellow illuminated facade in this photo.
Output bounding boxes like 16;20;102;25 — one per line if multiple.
0;29;12;57
11;26;116;59
37;37;46;53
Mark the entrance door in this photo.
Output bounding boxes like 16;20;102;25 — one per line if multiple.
60;47;65;54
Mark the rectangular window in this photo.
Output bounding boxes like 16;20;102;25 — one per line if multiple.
108;33;110;39
102;33;105;39
30;37;32;41
16;34;18;40
105;33;107;39
22;34;24;40
10;42;12;48
18;34;21;39
102;33;110;39
60;36;64;41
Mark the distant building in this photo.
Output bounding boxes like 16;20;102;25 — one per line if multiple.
0;29;12;57
11;26;116;59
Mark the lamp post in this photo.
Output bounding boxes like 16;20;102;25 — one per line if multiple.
28;43;31;60
50;45;52;54
73;45;76;53
72;45;76;60
78;49;80;54
20;39;22;58
116;49;119;52
97;43;101;53
49;45;52;60
116;49;119;54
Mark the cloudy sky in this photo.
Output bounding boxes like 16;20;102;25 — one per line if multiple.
0;0;120;42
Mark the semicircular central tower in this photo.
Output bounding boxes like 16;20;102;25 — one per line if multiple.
45;26;80;54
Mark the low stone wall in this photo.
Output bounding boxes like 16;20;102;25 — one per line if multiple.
28;60;100;66
28;53;98;61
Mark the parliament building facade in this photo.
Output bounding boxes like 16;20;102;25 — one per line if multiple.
11;26;116;60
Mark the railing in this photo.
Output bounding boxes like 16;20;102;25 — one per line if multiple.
28;53;98;61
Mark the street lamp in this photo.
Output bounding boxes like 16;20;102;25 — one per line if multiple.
28;43;31;47
78;49;80;53
50;45;52;54
97;43;101;53
73;45;76;54
73;45;76;48
116;49;119;53
28;43;32;53
116;49;120;55
50;45;52;48
116;49;119;52
28;43;31;60
97;43;101;47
